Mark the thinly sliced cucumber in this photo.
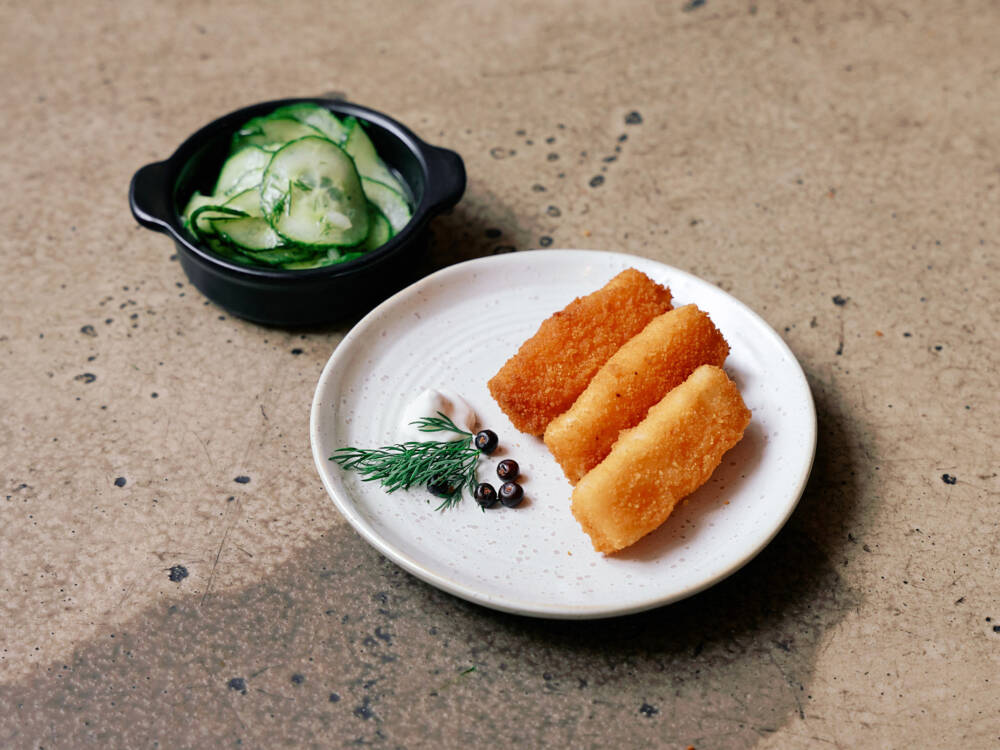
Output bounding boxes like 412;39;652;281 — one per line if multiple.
362;204;393;250
182;191;217;230
361;177;412;234
237;245;317;266
202;233;247;262
280;250;337;270
280;248;345;270
184;190;258;240
189;204;248;237
213;146;271;197
183;104;408;266
260;136;369;247
267;103;348;144
343;118;407;195
233;117;325;152
222;187;263;217
211;216;283;251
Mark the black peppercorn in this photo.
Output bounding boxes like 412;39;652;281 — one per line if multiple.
474;429;499;455
427;478;458;498
499;481;524;507
474;482;498;508
497;459;520;481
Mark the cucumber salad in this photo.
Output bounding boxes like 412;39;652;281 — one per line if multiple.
182;103;412;270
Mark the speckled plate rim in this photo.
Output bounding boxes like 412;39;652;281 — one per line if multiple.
309;249;817;619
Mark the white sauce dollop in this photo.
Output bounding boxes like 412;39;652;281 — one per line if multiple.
397;388;478;443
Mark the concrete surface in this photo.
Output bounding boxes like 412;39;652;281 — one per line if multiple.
1;0;998;747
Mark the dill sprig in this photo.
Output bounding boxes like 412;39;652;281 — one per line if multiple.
330;412;478;510
409;412;473;437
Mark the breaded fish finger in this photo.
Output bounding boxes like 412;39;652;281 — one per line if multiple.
544;304;729;484
571;364;751;554
487;268;672;435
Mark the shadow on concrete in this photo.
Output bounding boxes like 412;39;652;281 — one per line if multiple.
0;372;862;749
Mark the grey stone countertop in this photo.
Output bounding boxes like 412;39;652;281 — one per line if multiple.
1;1;997;747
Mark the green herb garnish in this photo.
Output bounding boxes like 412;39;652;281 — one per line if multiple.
330;412;478;510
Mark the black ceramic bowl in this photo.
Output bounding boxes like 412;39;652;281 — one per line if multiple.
129;98;466;326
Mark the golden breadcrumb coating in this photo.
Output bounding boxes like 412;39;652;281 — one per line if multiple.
571;365;751;554
487;268;672;435
544;305;729;484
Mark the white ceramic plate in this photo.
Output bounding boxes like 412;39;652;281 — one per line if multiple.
310;250;816;619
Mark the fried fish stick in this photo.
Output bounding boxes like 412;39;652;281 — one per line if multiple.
544;304;730;484
571;365;751;554
488;268;672;435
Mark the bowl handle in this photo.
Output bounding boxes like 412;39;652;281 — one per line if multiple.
129;160;173;232
423;146;466;212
